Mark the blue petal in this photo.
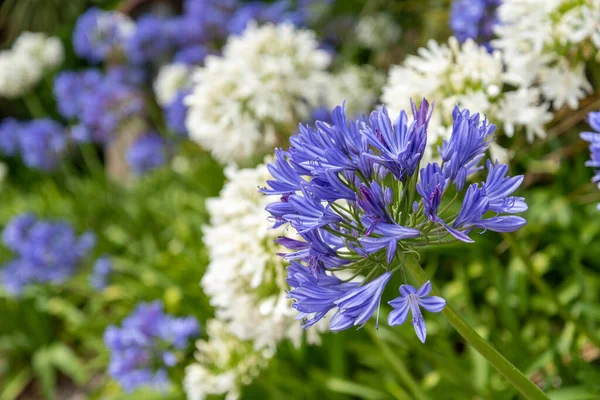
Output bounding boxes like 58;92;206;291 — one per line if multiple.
387;301;409;326
417;296;446;313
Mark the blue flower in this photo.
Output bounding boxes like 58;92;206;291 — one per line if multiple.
164;90;190;136
90;255;112;290
263;100;527;333
73;8;132;63
388;281;446;343
580;111;600;209
0;118;21;156
104;301;199;392
125;15;176;65
126;133;168;176
441;107;495;190
1;214;96;295
450;0;500;50
18;119;67;171
331;272;392;330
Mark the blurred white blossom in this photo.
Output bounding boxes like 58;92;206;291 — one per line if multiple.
13;31;64;69
185;22;330;164
493;0;600;110
382;37;552;160
0;31;63;98
154;63;193;106
355;13;401;50
325;65;385;117
202;163;323;351
184;319;273;400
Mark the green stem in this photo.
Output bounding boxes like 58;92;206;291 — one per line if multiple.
504;234;600;349
22;93;46;119
403;254;549;400
366;327;428;400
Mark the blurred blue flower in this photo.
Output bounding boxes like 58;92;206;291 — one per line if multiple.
58;69;144;144
125;15;176;64
90;255;112;290
581;111;600;209
104;301;199;392
450;0;500;50
126;134;167;175
388;281;446;343
164;90;190;136
263;100;527;334
1;214;96;295
0;118;21;156
73;8;133;63
173;45;209;65
19;119;67;171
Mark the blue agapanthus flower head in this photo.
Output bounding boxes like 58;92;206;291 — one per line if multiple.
104;301;199;392
581;111;600;209
18;119;67;171
73;7;133;63
1;214;96;295
126;133;168;175
125;15;177;65
450;0;500;50
262;99;527;340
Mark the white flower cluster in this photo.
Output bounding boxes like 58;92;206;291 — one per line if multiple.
153;63;193;106
185;22;331;164
382;37;552;160
0;32;64;98
355;13;402;50
493;0;600;110
185;163;324;399
184;319;273;400
325;65;385;117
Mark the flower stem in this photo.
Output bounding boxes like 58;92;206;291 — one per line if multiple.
504;234;600;349
22;93;46;119
403;254;549;400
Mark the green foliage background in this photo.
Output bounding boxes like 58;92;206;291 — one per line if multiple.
0;0;599;399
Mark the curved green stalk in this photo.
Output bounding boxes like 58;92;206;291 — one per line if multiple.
403;254;549;400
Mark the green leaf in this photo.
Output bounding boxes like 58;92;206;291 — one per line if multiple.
547;387;600;400
0;367;32;400
32;348;56;400
326;378;390;400
47;343;88;384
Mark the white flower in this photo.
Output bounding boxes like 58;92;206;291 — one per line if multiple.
382;37;552;160
355;13;401;50
325;65;385;117
493;0;600;109
184;319;273;400
0;31;64;98
13;31;64;69
153;63;192;106
185;22;331;164
201;162;324;351
0;51;43;98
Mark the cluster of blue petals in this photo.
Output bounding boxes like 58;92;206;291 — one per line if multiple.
54;68;144;145
73;0;316;67
125;133;168;175
580;112;600;209
0;118;67;171
450;0;501;50
262;100;527;341
104;301;199;392
0;213;96;295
